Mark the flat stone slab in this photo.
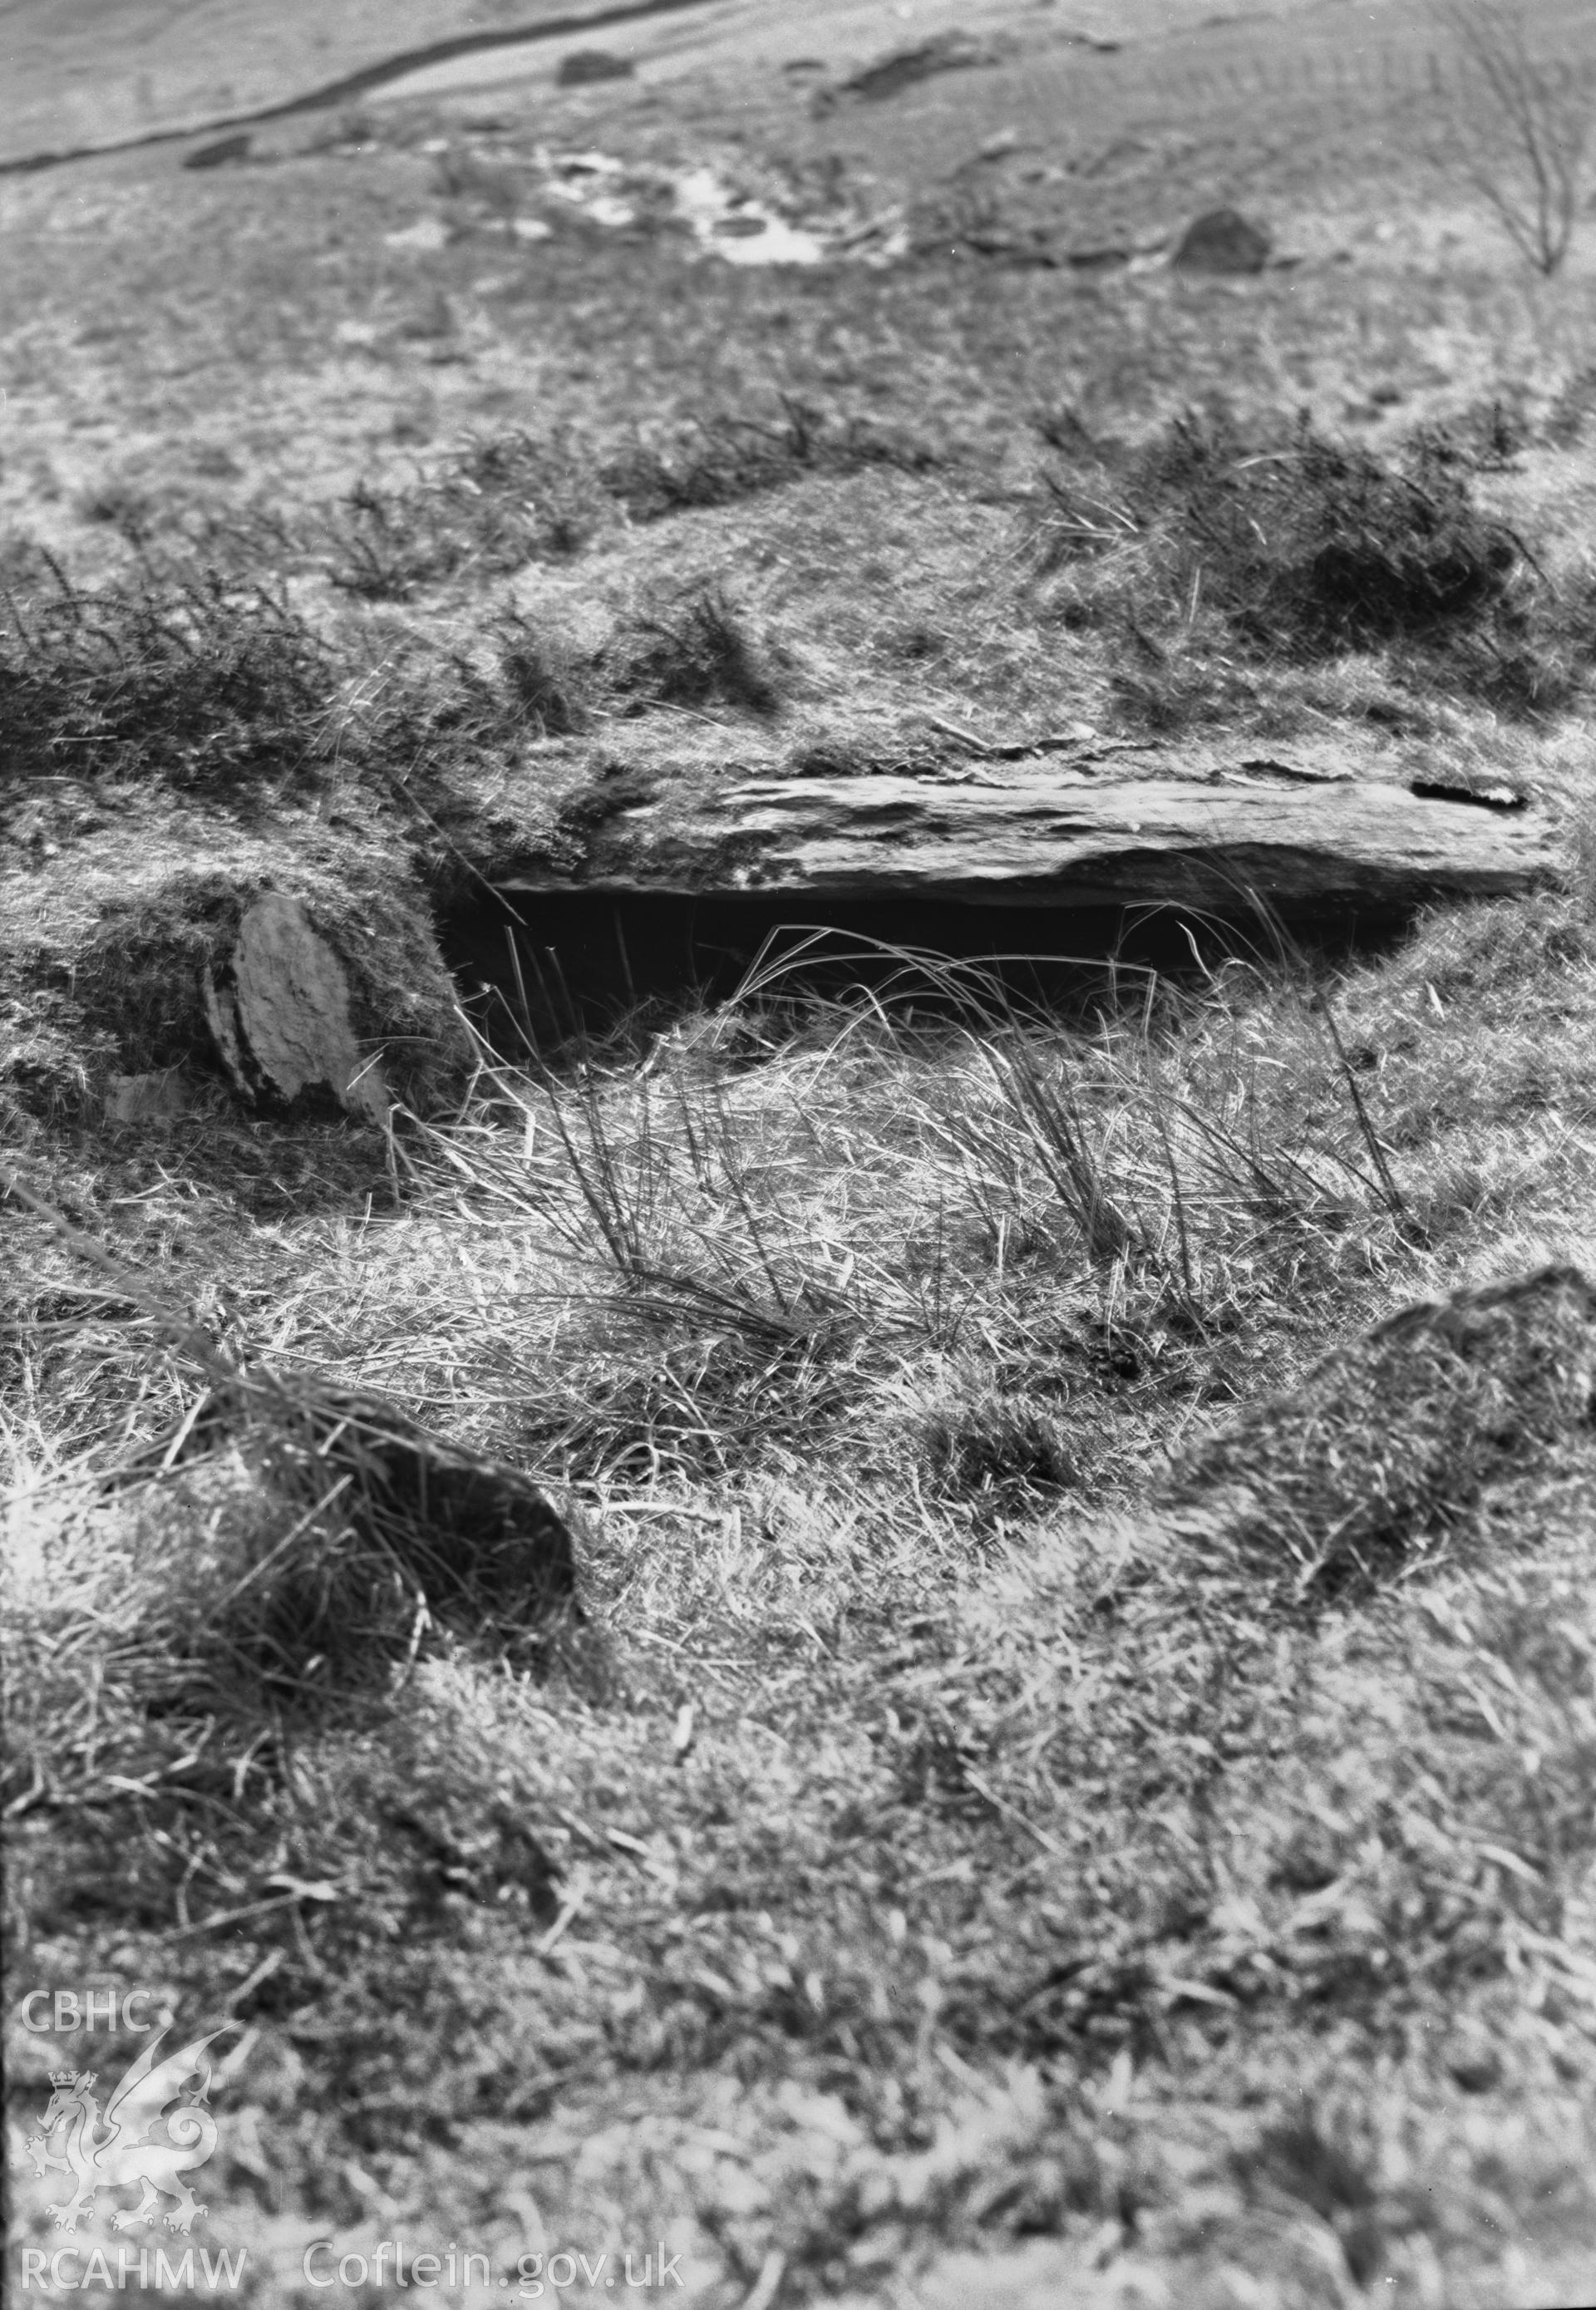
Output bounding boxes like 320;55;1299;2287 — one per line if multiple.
500;770;1559;914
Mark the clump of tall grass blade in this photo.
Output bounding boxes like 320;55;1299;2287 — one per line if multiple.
315;403;938;601
323;430;609;599
919;1389;1079;1510
402;934;1428;1491
603;582;783;716
0;567;337;791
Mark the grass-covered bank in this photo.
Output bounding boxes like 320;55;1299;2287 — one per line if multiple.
3;382;1592;1140
9;883;1596;2303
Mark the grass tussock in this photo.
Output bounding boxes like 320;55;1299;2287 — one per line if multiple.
603;583;784;718
396;921;1589;1499
0;552;775;828
323;431;610;600
919;1386;1080;1510
0;569;337;792
2;1185;580;1703
1034;410;1595;725
299;405;938;602
2;1207;584;1981
595;400;938;522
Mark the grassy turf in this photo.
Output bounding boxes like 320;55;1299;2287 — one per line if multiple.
7;7;1596;2304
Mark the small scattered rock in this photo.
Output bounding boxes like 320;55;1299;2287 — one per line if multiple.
182;132;253;171
557;49;635;86
1173;207;1272;275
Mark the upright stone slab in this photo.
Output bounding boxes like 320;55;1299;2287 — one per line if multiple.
204;892;390;1118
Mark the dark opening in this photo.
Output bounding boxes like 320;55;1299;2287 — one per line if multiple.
440;888;1398;1054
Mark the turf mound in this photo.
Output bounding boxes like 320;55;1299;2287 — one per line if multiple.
159;1370;581;1689
1034;410;1593;719
1162;1263;1596;1595
73;1362;583;1712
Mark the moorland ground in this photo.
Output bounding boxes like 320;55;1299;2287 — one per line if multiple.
6;2;1596;2304
0;0;1366;163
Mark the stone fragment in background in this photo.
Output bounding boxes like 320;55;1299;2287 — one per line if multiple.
181;131;252;170
1173;208;1272;274
556;49;633;86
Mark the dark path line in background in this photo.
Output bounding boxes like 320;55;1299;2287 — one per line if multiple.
0;0;730;177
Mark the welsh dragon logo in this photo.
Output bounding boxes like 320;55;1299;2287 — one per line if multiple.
24;2026;227;2235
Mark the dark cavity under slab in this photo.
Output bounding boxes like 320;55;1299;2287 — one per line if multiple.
441;888;1405;1054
